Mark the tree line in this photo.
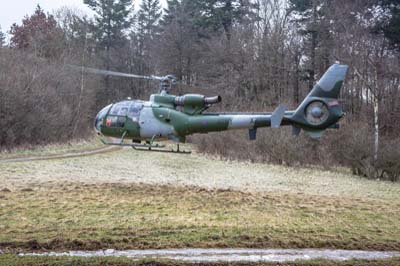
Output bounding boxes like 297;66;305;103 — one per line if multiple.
0;0;399;180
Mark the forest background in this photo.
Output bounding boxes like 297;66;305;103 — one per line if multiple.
0;0;399;181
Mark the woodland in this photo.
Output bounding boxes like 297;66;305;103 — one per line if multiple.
0;0;399;180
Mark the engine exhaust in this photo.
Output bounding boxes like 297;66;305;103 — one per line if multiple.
204;95;222;104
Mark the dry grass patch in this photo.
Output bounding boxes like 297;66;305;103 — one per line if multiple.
1;148;400;202
0;183;399;252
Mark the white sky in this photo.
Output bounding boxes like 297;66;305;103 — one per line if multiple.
0;0;166;34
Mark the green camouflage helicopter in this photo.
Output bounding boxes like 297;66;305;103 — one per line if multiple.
91;64;349;153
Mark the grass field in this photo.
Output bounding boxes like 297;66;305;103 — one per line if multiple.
1;141;400;264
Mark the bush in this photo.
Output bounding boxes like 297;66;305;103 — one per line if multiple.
0;48;98;149
192;119;400;182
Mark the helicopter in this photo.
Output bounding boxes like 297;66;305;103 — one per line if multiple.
89;64;349;153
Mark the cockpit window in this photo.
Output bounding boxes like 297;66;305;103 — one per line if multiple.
110;101;131;116
128;102;143;119
94;104;112;131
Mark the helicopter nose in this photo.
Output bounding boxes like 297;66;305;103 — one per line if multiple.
94;104;112;134
94;112;103;134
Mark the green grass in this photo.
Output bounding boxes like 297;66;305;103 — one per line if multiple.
1;255;400;266
0;183;399;252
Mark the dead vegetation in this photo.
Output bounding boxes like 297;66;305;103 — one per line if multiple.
192;120;400;182
0;182;399;253
1;148;400;201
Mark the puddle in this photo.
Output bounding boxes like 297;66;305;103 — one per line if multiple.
19;248;400;262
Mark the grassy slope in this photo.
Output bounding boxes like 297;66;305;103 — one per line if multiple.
0;184;399;251
0;144;400;252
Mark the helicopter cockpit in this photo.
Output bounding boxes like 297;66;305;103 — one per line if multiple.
94;101;144;133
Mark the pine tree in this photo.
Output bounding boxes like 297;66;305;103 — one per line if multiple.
374;0;400;50
0;26;5;47
161;0;181;26
83;0;133;67
159;0;201;83
136;0;162;75
193;0;257;41
138;0;162;39
287;0;332;90
83;0;134;97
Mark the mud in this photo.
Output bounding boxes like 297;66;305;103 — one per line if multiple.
19;248;400;262
0;146;120;163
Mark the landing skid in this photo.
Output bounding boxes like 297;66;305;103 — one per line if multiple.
100;136;191;154
132;144;191;154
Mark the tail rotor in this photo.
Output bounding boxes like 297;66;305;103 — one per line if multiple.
289;64;349;138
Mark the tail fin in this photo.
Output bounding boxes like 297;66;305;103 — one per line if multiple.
290;64;349;138
306;64;349;99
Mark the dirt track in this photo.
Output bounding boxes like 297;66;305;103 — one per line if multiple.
0;146;120;163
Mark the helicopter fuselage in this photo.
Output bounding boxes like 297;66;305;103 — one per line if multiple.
95;64;349;144
94;96;284;143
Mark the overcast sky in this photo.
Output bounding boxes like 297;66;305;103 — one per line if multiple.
0;0;166;34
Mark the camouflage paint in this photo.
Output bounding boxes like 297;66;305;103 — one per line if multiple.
95;64;349;143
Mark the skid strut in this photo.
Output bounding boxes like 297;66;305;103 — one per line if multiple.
99;134;191;154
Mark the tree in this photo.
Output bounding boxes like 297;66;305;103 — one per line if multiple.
138;0;162;39
374;0;400;50
84;0;133;64
84;0;134;99
190;0;257;41
137;0;162;74
9;5;63;58
0;26;5;47
287;0;333;91
159;0;202;84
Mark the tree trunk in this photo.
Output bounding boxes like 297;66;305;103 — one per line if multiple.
373;94;379;162
309;0;318;91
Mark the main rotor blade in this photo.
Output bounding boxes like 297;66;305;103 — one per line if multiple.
67;65;164;81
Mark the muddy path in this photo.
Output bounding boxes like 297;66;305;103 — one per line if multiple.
19;248;400;262
0;146;121;163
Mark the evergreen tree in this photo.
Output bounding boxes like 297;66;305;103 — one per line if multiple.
83;0;134;97
159;0;201;83
83;0;133;67
137;0;162;72
287;0;332;90
161;0;181;26
374;0;400;50
193;0;257;41
0;26;5;47
138;0;162;39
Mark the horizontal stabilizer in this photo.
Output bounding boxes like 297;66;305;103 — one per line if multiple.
249;128;257;141
329;123;340;129
292;126;301;136
271;104;286;128
304;130;324;139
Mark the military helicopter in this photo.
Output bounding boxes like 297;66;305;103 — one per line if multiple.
90;64;349;153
